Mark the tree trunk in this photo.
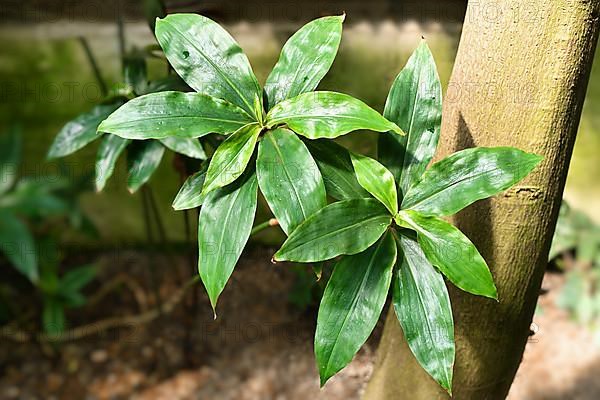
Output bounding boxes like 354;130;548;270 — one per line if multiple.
364;1;600;399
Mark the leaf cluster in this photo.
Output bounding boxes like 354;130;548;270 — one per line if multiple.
1;126;97;336
48;12;543;392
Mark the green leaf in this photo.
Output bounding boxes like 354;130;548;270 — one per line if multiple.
155;14;263;119
396;210;497;299
143;75;191;94
315;231;396;385
160;136;207;159
98;92;253;140
274;198;391;262
257;128;326;234
350;153;397;215
266;91;403;139
313;262;324;281
124;53;148;95
379;40;442;194
43;298;65;337
0;124;22;195
0;177;69;217
199;171;258;311
60;265;96;292
402;147;543;216
0;210;37;283
96;134;130;192
304;139;370;200
264;15;344;110
127;140;165;193
202;123;261;196
172;164;208;210
48;103;121;159
394;234;454;393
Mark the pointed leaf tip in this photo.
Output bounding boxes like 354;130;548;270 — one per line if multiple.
394;235;455;392
264;17;344;109
402;147;543;217
350;152;398;215
198;172;258;319
319;374;329;388
155;14;262;118
202;123;261;195
314;232;396;385
274;199;391;263
398;210;497;299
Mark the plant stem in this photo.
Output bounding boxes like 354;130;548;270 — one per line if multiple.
78;37;108;97
116;0;126;72
251;218;279;236
141;186;163;313
146;186;167;245
178;162;199;368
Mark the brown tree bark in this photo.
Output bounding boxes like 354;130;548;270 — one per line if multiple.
364;1;600;399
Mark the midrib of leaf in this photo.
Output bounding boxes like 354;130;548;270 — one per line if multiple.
267;133;308;220
326;168;365;197
282;40;306;101
167;20;258;119
404;162;511;210
286;213;389;255
271;24;332;104
110;115;250;124
400;63;424;191
316;147;367;197
132;152;159;174
400;243;451;385
208;180;246;294
270;114;375;125
288;26;336;97
357;165;395;212
324;236;386;375
209;125;259;188
401;212;490;291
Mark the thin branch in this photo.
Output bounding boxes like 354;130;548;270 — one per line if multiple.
0;218;281;344
0;277;200;343
78;37;108;97
251;218;279;236
141;186;164;312
147;186;167;244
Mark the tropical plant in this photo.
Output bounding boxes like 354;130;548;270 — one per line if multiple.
96;13;541;394
46;52;205;193
99;12;402;307
1;125;68;282
36;238;97;337
0;125;97;335
46;0;205;195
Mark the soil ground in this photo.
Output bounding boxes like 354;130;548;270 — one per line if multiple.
1;247;598;400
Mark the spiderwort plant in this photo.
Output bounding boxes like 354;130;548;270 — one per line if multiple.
273;41;543;391
98;13;403;310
